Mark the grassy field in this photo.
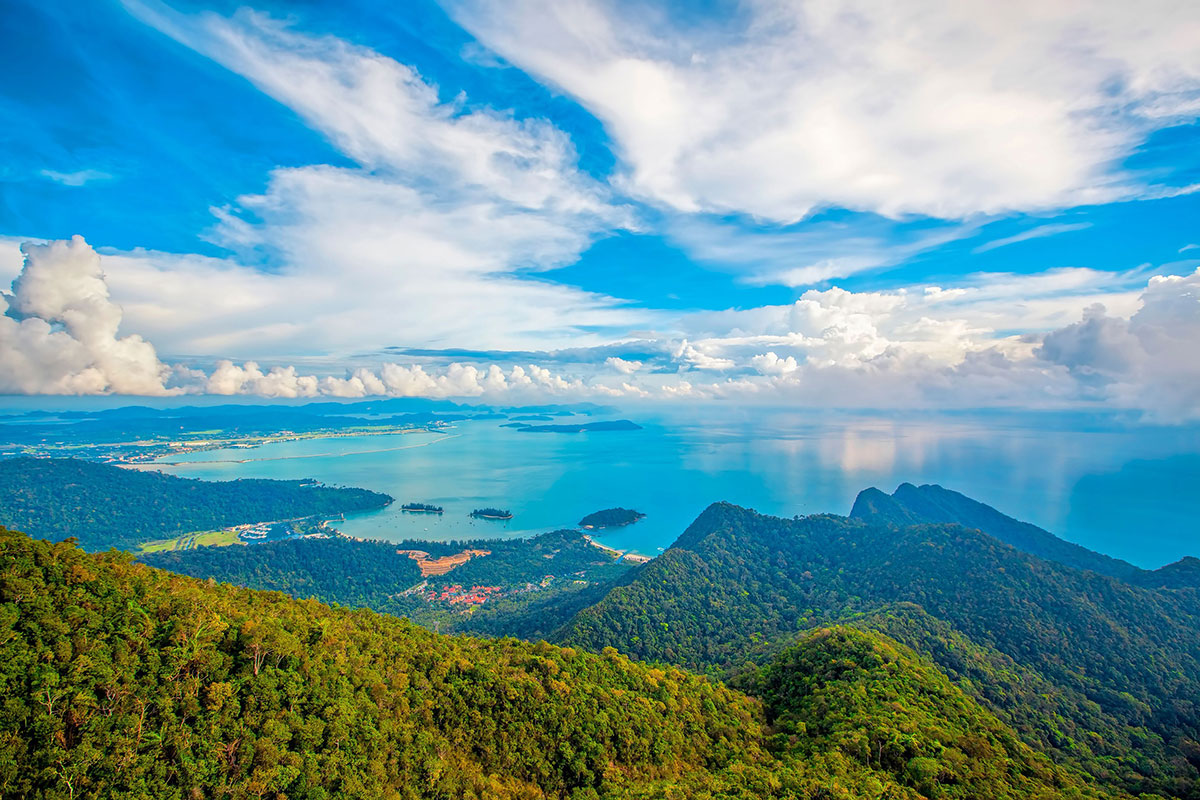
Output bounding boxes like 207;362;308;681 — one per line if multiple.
138;528;243;553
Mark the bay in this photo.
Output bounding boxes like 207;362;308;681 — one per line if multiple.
146;408;1200;569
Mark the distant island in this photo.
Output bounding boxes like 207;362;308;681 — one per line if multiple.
401;502;444;514
517;420;642;434
579;507;646;529
470;507;513;520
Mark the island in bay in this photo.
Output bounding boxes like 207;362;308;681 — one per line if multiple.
401;502;444;514
579;507;646;529
470;507;513;520
515;419;642;433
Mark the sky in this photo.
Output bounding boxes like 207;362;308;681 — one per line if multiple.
1;0;1198;417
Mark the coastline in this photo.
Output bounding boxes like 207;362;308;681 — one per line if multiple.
126;431;460;468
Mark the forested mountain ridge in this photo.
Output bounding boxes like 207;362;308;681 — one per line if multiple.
556;501;1200;796
0;527;1114;799
850;482;1197;586
0;457;392;551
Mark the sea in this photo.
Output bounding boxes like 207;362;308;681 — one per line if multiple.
139;406;1200;570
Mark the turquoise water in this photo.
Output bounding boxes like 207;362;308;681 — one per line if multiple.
145;409;1200;569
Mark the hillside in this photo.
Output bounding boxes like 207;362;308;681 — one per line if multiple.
753;626;1098;799
850;482;1198;583
0;527;1112;799
141;529;633;635
557;502;1200;796
0;457;392;550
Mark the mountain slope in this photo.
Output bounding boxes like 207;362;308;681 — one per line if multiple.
756;626;1099;800
556;502;1200;795
139;529;633;635
852;482;1200;588
0;526;764;798
0;527;1113;799
850;483;1144;580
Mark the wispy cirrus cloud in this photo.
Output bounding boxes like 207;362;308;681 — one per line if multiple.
668;213;975;286
972;223;1093;254
114;1;645;358
39;168;112;187
448;0;1200;222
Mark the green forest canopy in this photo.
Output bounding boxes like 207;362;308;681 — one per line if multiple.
0;527;1115;799
555;502;1200;797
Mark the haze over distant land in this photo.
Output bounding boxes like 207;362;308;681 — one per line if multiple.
0;1;1198;421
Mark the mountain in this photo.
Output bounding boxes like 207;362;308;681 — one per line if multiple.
852;482;1199;588
0;527;1111;799
850;483;1146;579
0;457;392;551
556;502;1200;796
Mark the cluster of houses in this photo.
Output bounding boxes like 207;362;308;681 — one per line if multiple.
432;585;504;606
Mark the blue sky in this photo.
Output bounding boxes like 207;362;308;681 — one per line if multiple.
1;0;1198;415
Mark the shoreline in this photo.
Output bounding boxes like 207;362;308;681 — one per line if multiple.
125;432;461;468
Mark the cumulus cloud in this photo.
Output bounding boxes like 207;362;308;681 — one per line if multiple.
752;352;799;376
8;235;1196;419
655;266;1200;420
0;237;637;400
605;356;642;374
1037;271;1200;418
450;0;1200;221
0;237;175;395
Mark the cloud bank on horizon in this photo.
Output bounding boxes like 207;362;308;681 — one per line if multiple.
5;235;1198;421
1;0;1199;419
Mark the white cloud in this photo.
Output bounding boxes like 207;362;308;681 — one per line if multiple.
605;355;642;373
751;351;799;376
0;237;176;395
972;222;1093;254
1037;270;1200;419
9;236;1194;419
0;237;646;400
109;3;645;358
39;169;113;187
668;213;973;286
127;2;623;222
659;266;1200;420
450;0;1200;221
